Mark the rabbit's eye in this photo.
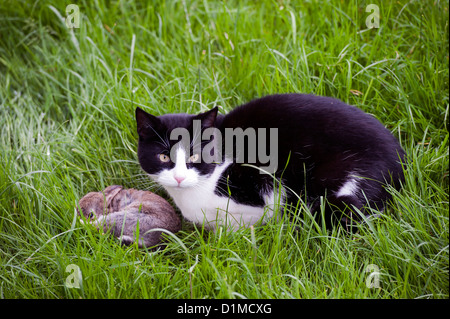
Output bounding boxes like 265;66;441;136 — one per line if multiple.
88;211;95;219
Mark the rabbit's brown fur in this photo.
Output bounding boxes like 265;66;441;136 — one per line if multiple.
78;185;181;248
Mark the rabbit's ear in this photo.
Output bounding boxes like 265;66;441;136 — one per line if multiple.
103;185;123;206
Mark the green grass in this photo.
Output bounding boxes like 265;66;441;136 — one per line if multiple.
0;0;448;299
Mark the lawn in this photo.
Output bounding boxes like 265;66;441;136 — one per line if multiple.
0;0;448;299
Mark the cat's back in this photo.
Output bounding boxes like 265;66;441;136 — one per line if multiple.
221;93;375;128
220;93;403;154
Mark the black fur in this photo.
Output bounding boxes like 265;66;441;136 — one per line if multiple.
136;93;406;227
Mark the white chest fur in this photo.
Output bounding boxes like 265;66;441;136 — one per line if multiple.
163;160;277;231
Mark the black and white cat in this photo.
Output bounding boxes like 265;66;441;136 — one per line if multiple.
136;94;405;230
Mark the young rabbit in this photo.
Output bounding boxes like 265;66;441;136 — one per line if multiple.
77;185;181;248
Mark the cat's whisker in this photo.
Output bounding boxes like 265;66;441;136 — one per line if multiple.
191;127;202;149
147;125;170;149
135;93;406;230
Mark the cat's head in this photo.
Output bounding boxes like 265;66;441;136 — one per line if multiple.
136;107;220;190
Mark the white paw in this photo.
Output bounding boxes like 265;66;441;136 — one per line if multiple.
119;235;134;246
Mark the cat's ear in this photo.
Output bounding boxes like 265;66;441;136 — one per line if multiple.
195;106;218;128
136;107;161;139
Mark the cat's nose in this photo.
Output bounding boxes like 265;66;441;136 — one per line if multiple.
174;176;185;184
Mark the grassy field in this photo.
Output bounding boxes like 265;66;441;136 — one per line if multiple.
0;0;448;299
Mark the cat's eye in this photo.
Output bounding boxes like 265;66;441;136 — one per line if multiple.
188;154;199;163
159;154;170;162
